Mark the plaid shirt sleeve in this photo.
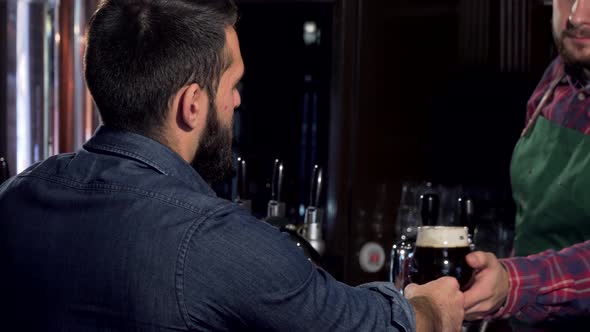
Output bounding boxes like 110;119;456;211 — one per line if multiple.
494;240;590;323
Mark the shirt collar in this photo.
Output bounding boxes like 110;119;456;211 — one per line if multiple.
83;125;216;197
561;58;590;91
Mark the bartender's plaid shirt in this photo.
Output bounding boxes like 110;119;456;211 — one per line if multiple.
495;233;590;321
495;57;590;324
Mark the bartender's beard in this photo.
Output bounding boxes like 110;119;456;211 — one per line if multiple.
554;22;590;69
191;99;234;184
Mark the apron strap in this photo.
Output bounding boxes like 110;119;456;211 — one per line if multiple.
521;73;567;137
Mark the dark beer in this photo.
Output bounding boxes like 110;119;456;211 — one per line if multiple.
408;226;474;290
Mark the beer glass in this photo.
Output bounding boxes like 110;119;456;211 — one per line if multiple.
407;226;474;290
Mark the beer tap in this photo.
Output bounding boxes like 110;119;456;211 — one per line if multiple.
234;157;251;213
302;165;325;256
267;159;285;217
458;197;476;249
0;157;10;184
262;161;321;265
420;193;439;226
266;159;288;227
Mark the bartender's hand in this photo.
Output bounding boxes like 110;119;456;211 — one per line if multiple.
404;277;464;332
463;251;510;321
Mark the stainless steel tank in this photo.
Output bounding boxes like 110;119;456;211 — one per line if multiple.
1;0;100;174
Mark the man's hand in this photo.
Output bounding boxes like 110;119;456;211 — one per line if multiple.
463;251;510;321
405;277;465;332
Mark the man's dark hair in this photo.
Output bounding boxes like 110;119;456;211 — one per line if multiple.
84;0;238;140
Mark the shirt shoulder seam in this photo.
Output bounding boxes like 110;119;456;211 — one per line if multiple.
20;170;212;215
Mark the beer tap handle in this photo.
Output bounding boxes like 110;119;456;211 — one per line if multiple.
309;165;322;209
420;193;439;226
304;165;323;225
458;197;476;249
271;159;284;202
303;165;324;256
458;197;475;231
237;158;247;199
267;159;286;219
235;157;251;212
0;157;10;184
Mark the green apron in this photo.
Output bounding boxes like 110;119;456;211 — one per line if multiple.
510;74;590;257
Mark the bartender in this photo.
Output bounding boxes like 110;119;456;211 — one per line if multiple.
463;0;590;330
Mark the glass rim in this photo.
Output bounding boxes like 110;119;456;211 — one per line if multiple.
417;226;468;230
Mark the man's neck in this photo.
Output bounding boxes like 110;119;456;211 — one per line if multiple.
161;125;198;164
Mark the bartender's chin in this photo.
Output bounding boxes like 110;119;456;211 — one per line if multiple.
558;37;590;69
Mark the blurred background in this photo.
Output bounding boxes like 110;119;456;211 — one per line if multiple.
0;0;556;285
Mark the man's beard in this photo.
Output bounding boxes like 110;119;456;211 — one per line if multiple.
191;99;234;184
554;21;590;68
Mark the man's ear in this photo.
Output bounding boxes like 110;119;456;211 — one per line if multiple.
178;82;205;130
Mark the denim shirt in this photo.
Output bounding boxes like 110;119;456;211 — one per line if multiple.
0;126;415;331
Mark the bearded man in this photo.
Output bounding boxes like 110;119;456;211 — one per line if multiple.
0;1;464;331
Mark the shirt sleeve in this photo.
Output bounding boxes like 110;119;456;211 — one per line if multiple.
180;206;415;331
495;240;590;323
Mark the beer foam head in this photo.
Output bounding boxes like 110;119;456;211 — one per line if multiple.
416;226;469;248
